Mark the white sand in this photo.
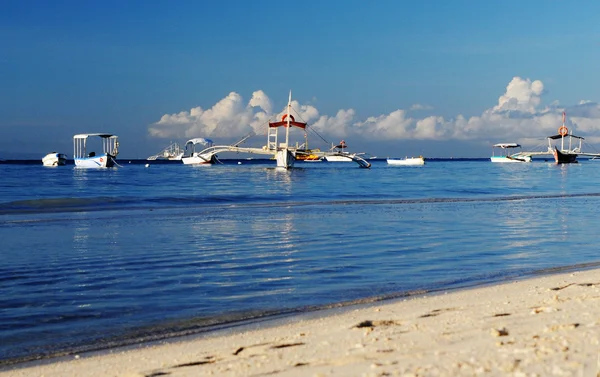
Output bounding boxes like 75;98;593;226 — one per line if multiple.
3;269;600;376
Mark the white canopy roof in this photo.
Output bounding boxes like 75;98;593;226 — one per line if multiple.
73;133;117;139
186;138;214;145
493;143;521;148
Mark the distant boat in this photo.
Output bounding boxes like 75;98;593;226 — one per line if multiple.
324;140;360;162
181;138;217;165
490;143;532;163
387;156;425;166
294;137;323;162
147;142;184;161
42;152;67;167
547;112;582;164
73;133;119;168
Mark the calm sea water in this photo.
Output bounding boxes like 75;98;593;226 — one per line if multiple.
2;158;600;365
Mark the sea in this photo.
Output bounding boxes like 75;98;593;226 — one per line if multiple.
2;157;600;366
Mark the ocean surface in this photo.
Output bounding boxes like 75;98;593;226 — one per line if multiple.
2;157;600;366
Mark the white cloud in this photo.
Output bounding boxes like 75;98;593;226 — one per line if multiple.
149;77;600;151
410;103;434;111
493;77;544;113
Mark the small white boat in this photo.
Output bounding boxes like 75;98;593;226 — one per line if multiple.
73;133;119;168
42;152;67;167
490;143;532;163
387;156;425;166
181;138;217;165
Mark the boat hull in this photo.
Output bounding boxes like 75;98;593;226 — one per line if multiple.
42;153;67;167
276;149;295;168
387;157;425;166
490;155;532;163
324;154;354;162
552;147;578;164
74;154;116;168
181;153;217;165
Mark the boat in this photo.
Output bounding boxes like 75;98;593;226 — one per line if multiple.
267;91;309;169
490;143;532;163
181;138;217;165
147;142;184;160
42;152;67;166
295;150;323;161
293;133;323;162
324;140;359;162
73;133;119;168
547;112;582;164
387;156;425;166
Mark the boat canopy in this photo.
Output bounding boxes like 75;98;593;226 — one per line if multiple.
73;133;117;139
548;134;584;140
493;143;521;148
186;138;214;146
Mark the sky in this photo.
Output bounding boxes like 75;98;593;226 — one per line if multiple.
2;0;600;159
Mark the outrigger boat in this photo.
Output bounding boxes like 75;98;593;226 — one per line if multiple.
73;133;119;168
323;140;363;162
175;91;371;169
147;142;184;161
490;143;532;163
547;112;583;164
181;138;216;165
519;112;600;163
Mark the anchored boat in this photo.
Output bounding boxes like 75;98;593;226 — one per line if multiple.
73;134;119;168
42;152;68;167
387;156;425;166
181;138;216;165
490;143;532;163
147;142;184;161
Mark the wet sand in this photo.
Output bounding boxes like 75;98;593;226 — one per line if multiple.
3;268;600;376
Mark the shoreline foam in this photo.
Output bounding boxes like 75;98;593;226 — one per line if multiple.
3;268;600;376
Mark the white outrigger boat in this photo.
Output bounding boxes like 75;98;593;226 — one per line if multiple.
387;156;425;166
323;140;362;162
147;142;184;161
490;143;532;163
181;138;216;165
175;91;370;169
73;133;119;168
42;152;68;166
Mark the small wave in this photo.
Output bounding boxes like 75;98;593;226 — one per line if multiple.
1;192;599;216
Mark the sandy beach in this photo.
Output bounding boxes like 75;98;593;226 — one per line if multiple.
3;268;600;377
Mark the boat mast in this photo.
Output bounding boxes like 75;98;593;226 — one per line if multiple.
285;90;291;148
562;111;566;151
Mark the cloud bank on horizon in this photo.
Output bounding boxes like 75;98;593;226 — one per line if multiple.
148;77;600;147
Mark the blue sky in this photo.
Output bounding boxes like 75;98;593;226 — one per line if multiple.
2;0;600;159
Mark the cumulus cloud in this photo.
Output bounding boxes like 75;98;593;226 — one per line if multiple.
493;77;544;113
148;77;600;149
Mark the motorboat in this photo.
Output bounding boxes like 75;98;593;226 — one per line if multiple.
42;152;67;166
387;156;425;166
490;143;532;163
181;138;217;165
147;142;184;160
73;133;119;168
